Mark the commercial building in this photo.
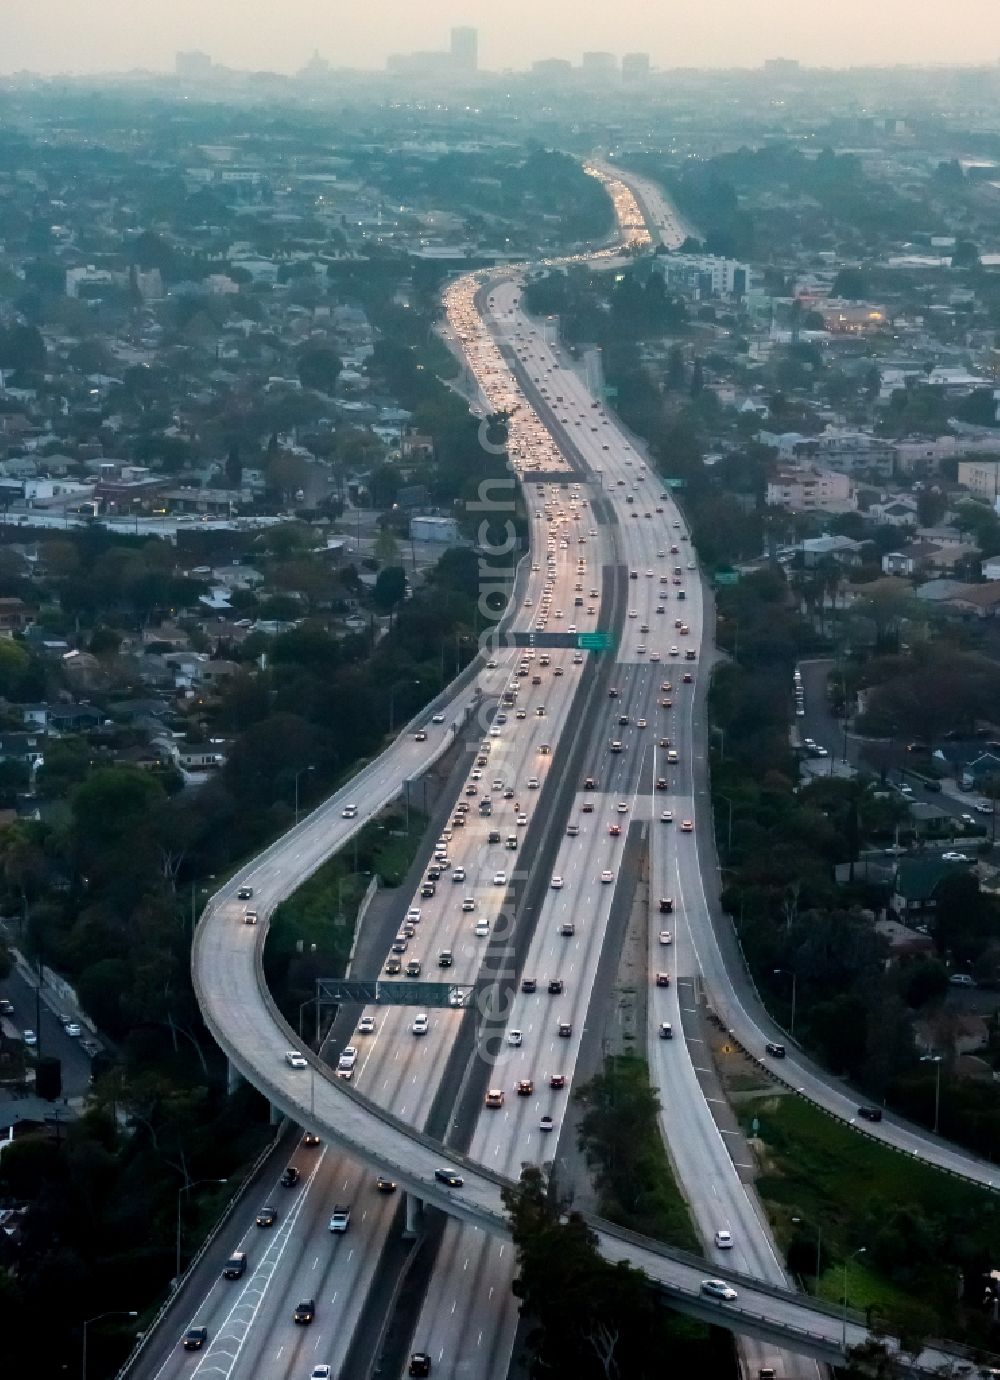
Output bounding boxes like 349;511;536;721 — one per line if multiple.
450;27;478;72
175;51;212;79
622;52;651;82
581;52;618;77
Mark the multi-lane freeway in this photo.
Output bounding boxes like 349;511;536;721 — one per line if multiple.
125;168;1000;1380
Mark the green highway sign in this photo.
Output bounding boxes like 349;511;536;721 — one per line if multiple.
316;979;475;1009
577;631;614;651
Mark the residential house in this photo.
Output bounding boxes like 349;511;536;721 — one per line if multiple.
890;858;967;920
942;584;1000;619
868;495;919;527
0;598;30;634
0;732;46;769
799;535;866;568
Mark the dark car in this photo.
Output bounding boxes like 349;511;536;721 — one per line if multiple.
547;979;564;995
521;977;537;993
764;1042;786;1058
294;1298;316;1324
223;1251;247;1279
183;1326;208;1350
237;886;253;900
409;1355;432;1378
280;1166;300;1187
302;1131;321;1147
256;1205;277;1228
557;1020;572;1037
659;897;674;914
858;1106;883;1122
434;1168;464;1188
0;998;12;1015
375;1175;397;1193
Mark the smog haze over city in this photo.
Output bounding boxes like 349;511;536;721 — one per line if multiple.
3;0;1000;73
7;5;1000;1380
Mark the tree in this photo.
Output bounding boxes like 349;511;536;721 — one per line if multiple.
34;1055;61;1101
225;444;243;488
296;345;341;394
0;323;46;375
831;267;868;299
373;566;406;612
664;344;685;391
501;1167;688;1380
374;527;401;566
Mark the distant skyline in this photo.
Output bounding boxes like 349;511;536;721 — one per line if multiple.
3;2;1000;77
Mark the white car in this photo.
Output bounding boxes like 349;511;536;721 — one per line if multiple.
358;1015;376;1035
701;1279;737;1301
551;875;564;889
474;920;490;937
341;804;358;819
65;1022;82;1037
412;1014;429;1036
600;869;614;884
715;1229;733;1249
942;851;970;862
493;871;507;886
337;1046;358;1070
22;1029;36;1046
431;713;445;724
285;1051;308;1069
406;907;421;924
507;1029;523;1047
660;810;673;823
658;931;673;946
311;1368;333;1380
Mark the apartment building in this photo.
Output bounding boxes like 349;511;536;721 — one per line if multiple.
765;465;855;513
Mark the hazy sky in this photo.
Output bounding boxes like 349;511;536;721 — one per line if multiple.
4;1;1000;75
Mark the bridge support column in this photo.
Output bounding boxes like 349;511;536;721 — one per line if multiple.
269;1101;284;1127
226;1058;242;1095
403;1192;424;1239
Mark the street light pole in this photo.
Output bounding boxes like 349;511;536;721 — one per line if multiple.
792;1216;822;1288
176;1178;227;1283
773;968;797;1039
842;1247;866;1350
293;765;314;826
921;1054;942;1135
718;794;735;852
83;1309;138;1380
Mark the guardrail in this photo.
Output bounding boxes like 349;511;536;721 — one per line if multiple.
112;1129;284;1379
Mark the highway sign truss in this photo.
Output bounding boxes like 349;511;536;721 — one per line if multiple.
315;978;475;1010
509;630;614;650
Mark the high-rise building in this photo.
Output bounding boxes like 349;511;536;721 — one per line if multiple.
622;52;650;83
450;26;478;72
581;51;618;77
175;50;212;79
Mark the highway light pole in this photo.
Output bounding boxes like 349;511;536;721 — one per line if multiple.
717;794;735;853
920;1053;943;1135
842;1246;866;1350
792;1215;821;1287
773;968;797;1038
176;1178;227;1284
82;1309;137;1380
293;764;314;826
388;678;420;734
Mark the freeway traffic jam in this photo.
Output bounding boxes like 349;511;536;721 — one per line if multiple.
166;165;990;1380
